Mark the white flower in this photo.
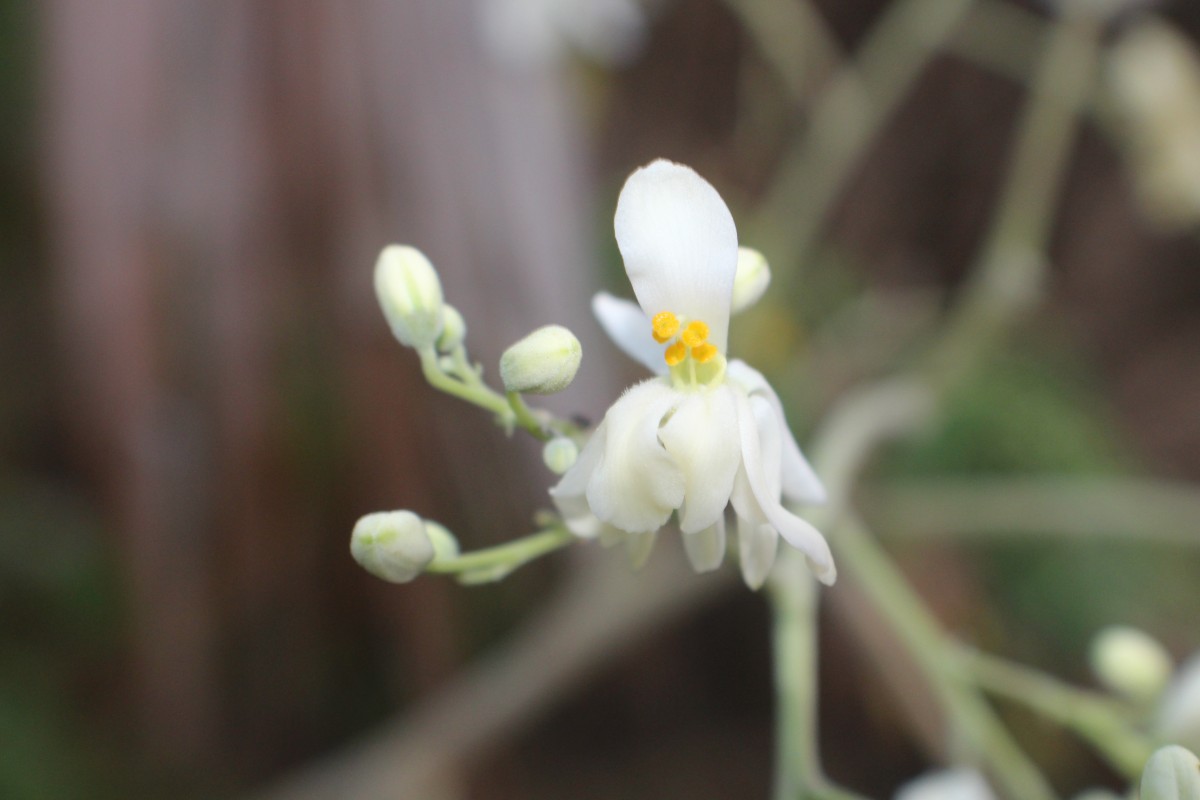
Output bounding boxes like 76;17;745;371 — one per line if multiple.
550;159;834;588
894;768;997;800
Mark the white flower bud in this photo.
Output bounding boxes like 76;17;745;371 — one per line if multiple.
499;325;582;394
1090;626;1173;701
1159;654;1200;751
436;304;467;353
731;247;771;314
542;436;579;474
1140;745;1200;800
374;245;444;349
350;510;434;583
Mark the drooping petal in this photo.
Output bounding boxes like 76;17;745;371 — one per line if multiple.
585;379;685;533
657;386;741;534
625;529;658;569
549;418;608;537
727;360;827;505
683;514;726;573
592;292;667;375
737;517;779;590
734;391;836;585
614;160;738;351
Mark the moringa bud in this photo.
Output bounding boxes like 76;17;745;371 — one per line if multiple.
1090;626;1173;701
731;247;771;314
1140;745;1200;800
500;325;582;394
350;510;435;583
374;245;445;349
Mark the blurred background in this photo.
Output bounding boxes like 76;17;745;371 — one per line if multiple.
4;0;1200;797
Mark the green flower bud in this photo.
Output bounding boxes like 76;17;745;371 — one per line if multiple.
499;325;582;395
1140;745;1200;800
436;304;467;353
374;245;444;349
731;247;771;314
351;510;434;583
1091;626;1173;701
542;436;579;474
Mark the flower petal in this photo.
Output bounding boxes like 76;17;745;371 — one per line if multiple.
585;379;684;533
733;391;836;585
625;529;658;569
549;418;608;537
657;386;741;534
683;514;726;573
737;515;779;590
614;160;738;351
592;292;667;375
727;360;827;505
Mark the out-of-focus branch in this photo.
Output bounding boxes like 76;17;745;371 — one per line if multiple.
251;550;734;800
862;477;1200;547
722;0;845;102
749;0;976;286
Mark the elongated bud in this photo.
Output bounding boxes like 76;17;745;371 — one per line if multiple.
437;304;467;353
731;247;771;314
500;325;582;394
1140;745;1200;800
1091;626;1173;701
374;245;444;348
351;510;435;583
542;436;579;474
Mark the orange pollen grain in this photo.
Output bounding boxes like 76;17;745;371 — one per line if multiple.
664;341;687;366
691;343;718;364
652;311;680;344
680;320;709;348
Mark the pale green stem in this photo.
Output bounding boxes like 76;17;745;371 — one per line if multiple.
751;0;976;288
418;347;572;442
769;552;821;800
952;646;1154;778
426;526;574;580
722;0;844;102
835;513;1058;800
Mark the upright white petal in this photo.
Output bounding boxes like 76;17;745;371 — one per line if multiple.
614;160;739;350
733;392;836;585
737;516;779;590
658;386;742;534
592;292;667;375
586;379;685;533
727;360;827;505
895;768;996;800
683;515;727;573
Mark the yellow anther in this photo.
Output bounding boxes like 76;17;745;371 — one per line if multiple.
681;320;709;348
664;341;687;366
691;343;718;364
652;311;680;344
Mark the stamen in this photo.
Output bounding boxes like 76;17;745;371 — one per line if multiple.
680;320;709;348
652;311;680;343
664;341;687;366
691;343;718;364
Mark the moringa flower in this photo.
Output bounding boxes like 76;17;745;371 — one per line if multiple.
550;159;834;588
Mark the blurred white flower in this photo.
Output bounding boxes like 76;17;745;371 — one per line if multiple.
1157;652;1200;752
1106;20;1200;229
894;768;997;800
1140;745;1200;800
550;160;833;588
477;0;646;67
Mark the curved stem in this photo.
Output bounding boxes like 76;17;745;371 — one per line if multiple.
835;514;1058;800
426;527;574;583
952;646;1154;778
